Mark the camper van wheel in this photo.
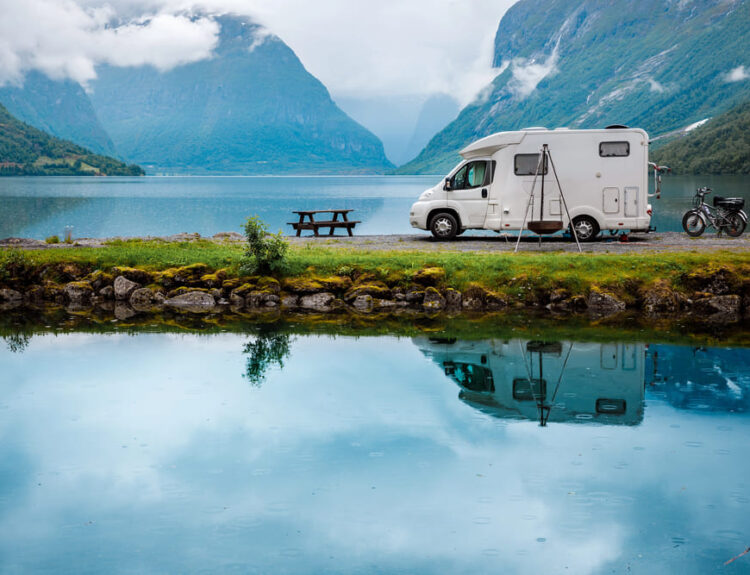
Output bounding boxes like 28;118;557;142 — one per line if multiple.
571;216;599;242
430;212;458;240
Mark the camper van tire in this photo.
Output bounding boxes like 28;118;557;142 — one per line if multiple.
430;212;459;240
570;216;600;242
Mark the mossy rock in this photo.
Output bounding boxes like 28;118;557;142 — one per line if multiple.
412;267;446;287
256;277;281;294
166;286;210;298
282;277;325;294
84;270;114;290
222;278;243;291
231;283;257;298
680;266;740;296
201;269;227;288
111;266;154;284
344;283;392;302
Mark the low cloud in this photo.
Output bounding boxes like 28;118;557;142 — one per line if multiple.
724;65;749;82
0;0;219;86
1;0;517;105
507;48;559;99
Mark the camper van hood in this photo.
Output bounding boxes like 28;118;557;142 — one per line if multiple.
459;131;526;159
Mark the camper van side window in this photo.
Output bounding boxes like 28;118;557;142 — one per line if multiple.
599;141;629;157
451;161;490;190
514;154;547;176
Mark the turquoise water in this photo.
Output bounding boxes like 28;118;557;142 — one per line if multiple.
0;175;747;239
0;330;748;573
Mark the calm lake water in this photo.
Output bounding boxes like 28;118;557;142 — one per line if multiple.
1;327;748;574
1;174;747;239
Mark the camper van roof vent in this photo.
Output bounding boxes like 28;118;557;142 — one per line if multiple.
605;124;629;129
522;126;547;131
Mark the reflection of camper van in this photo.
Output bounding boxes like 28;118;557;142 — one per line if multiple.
414;338;645;426
409;127;652;241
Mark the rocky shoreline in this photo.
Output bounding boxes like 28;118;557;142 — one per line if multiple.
0;261;747;323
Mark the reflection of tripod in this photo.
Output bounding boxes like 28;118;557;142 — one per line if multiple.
515;144;581;253
519;340;574;426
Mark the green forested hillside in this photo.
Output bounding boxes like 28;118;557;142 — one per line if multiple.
90;16;393;175
0;104;144;176
651;100;750;174
0;71;116;157
400;0;750;174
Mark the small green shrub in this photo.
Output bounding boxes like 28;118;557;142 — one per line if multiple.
241;216;289;275
45;235;60;244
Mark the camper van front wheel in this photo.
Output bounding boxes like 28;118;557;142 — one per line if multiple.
430;212;458;240
571;216;599;242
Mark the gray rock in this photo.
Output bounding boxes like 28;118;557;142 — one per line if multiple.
63;282;94;305
0;288;23;303
164;291;217;312
405;289;425;303
643;284;681;313
299;292;336;311
423;287;445;311
693;295;741;316
114;302;137;320
444;288;462;309
281;295;299;309
114;276;140;300
247;291;280;308
99;285;115;299
587;291;626;315
229;292;245;308
129;287;165;311
352;294;374;312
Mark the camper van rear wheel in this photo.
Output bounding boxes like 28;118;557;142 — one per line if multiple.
571;216;599;242
430;212;458;240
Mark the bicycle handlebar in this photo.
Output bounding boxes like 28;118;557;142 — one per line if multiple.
697;187;712;194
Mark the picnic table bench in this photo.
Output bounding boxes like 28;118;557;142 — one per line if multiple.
288;209;360;237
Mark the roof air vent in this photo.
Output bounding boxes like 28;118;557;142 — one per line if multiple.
605;124;628;129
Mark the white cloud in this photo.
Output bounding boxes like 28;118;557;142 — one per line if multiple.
1;0;517;105
724;65;749;82
647;78;665;93
0;0;219;86
507;48;559;99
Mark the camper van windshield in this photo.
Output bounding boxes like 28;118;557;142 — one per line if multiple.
452;161;490;190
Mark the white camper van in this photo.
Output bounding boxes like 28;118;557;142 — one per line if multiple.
409;127;654;241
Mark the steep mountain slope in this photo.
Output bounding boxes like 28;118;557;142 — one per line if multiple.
651;99;750;174
400;0;750;174
89;16;393;174
0;104;143;176
0;71;116;157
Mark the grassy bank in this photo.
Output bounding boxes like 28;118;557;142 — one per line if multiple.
4;239;750;301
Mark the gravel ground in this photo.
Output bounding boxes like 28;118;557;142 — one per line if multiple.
2;231;749;253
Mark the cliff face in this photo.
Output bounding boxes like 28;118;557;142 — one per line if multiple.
400;0;750;174
89;15;393;174
0;71;116;157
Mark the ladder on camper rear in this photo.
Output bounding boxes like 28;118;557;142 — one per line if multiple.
514;144;582;253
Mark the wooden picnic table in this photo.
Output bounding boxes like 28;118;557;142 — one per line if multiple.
288;209;360;237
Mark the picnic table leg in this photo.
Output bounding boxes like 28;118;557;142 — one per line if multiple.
296;214;303;237
310;215;319;237
347;225;353;237
329;212;339;236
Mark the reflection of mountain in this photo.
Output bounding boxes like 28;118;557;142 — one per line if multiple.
646;345;750;412
415;338;645;426
0;197;91;238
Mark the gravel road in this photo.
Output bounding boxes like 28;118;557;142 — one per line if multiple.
2;231;749;253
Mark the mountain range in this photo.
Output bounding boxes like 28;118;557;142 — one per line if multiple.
399;0;750;174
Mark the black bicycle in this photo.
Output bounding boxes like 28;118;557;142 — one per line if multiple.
682;188;746;237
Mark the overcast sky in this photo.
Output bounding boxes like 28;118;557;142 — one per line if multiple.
0;0;517;105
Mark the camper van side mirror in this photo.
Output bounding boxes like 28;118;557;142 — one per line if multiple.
444;177;452;191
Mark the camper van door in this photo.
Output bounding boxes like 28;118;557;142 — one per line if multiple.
446;159;492;226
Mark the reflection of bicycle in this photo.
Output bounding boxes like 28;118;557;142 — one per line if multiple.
682;187;746;237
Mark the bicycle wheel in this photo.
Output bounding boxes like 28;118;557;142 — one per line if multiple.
724;212;746;237
682;211;705;237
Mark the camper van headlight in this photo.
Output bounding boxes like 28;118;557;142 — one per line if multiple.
419;190;433;201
